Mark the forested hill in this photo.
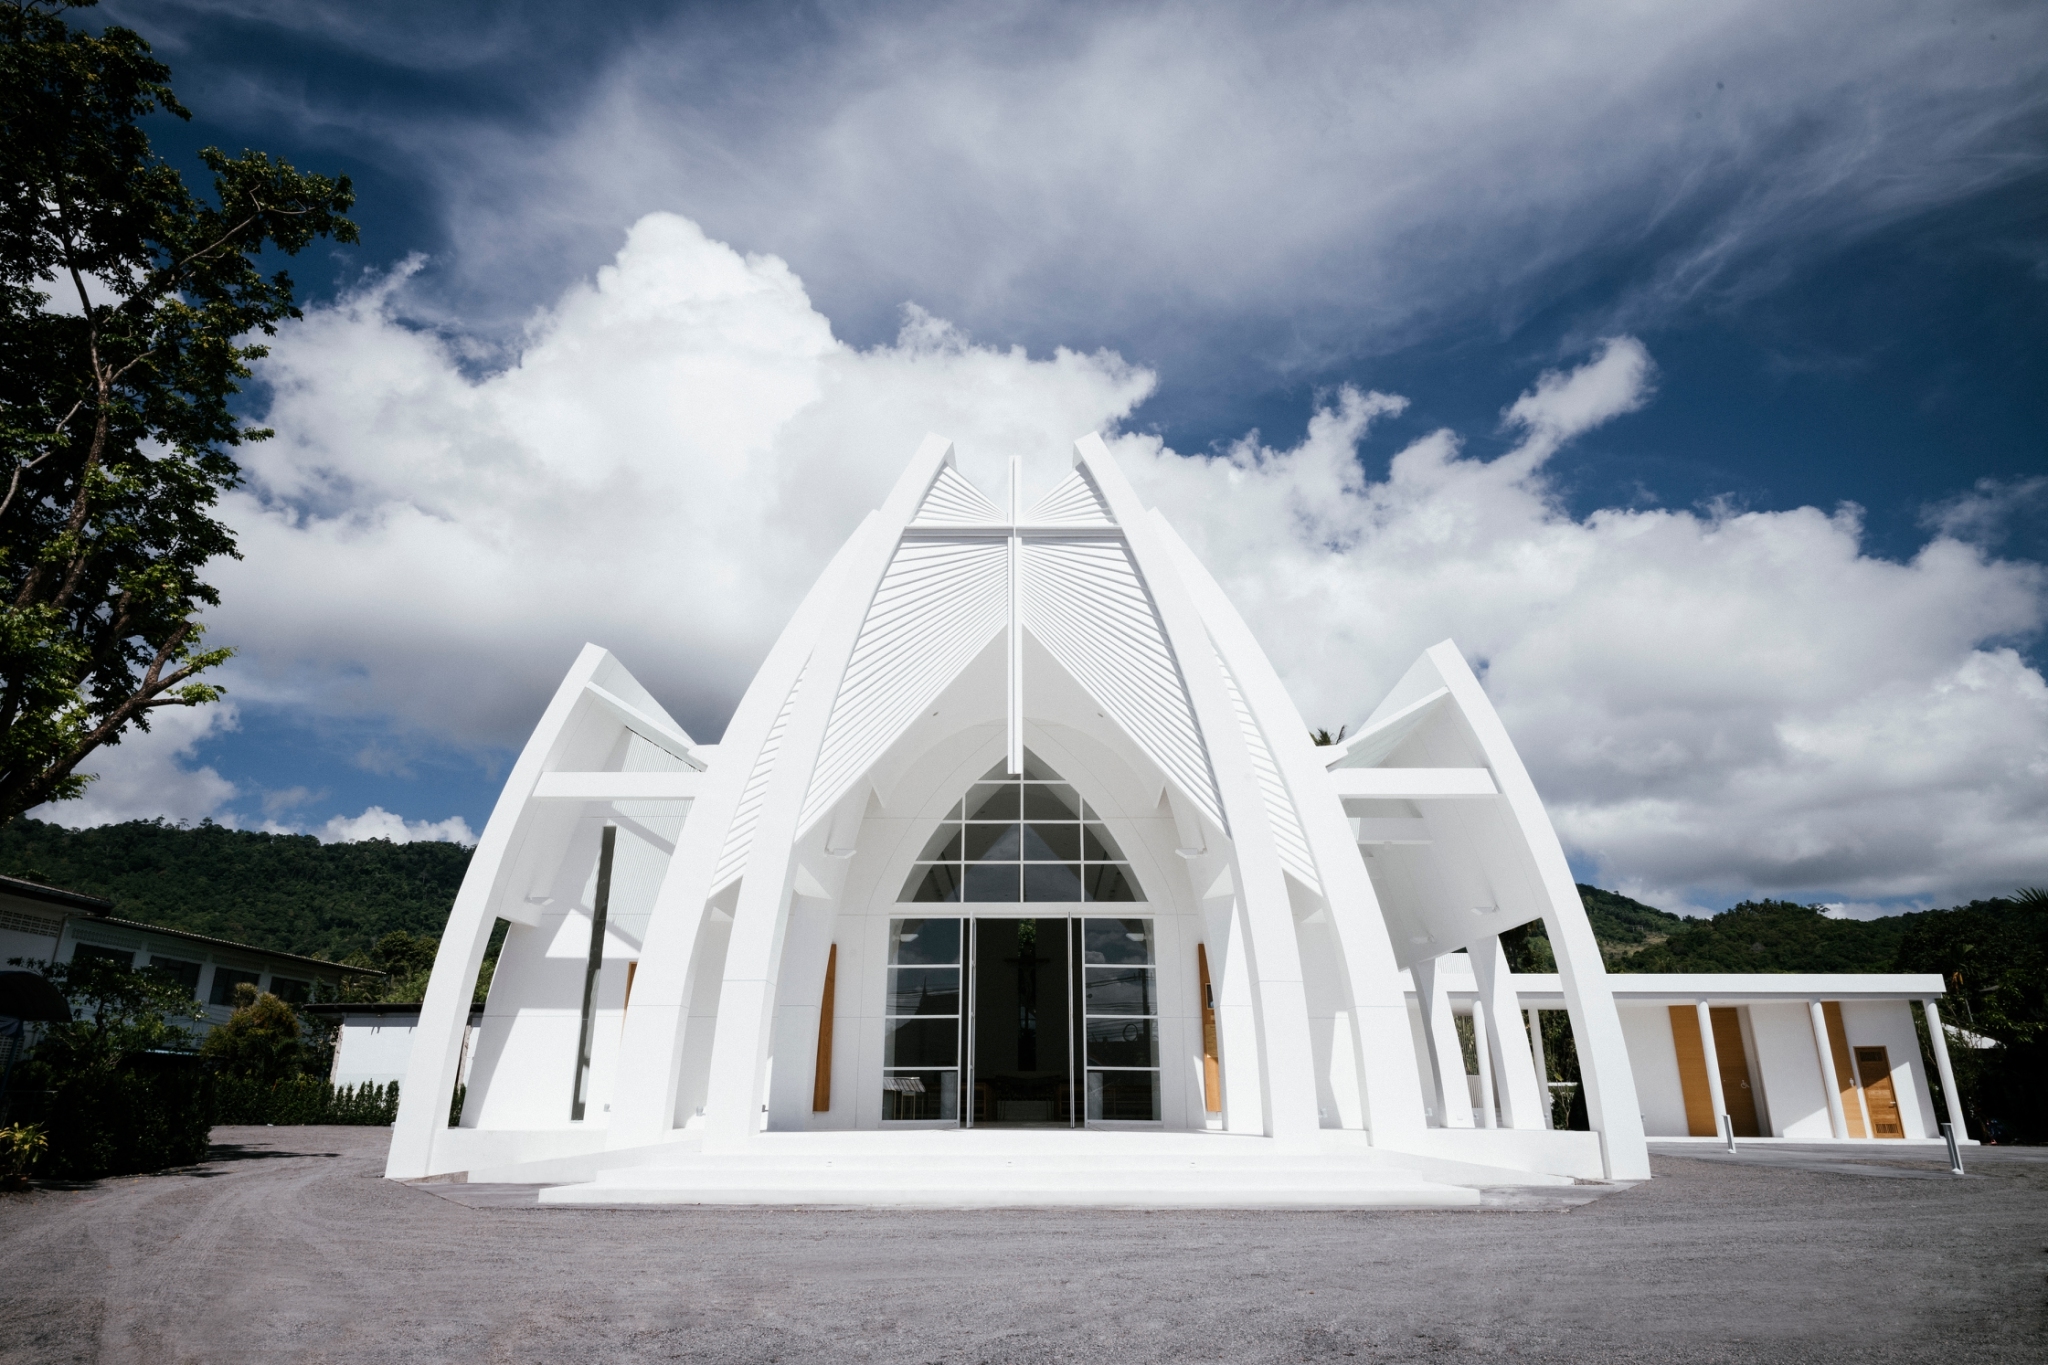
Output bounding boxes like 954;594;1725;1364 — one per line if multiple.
0;818;471;962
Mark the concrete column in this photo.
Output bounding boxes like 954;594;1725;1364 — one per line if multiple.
1808;999;1849;1140
1923;999;1966;1139
1411;956;1472;1128
1525;1009;1552;1130
1469;1005;1498;1129
1471;937;1546;1129
1695;1001;1728;1137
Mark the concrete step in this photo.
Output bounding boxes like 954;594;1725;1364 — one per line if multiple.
537;1149;1485;1207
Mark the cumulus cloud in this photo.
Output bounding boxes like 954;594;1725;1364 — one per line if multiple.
31;705;241;830
205;213;2048;910
317;807;477;846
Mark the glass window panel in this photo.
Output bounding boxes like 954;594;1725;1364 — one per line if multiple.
885;1017;959;1068
888;966;959;1015
1084;865;1142;902
966;784;1020;820
917;826;963;861
1086;1070;1161;1122
889;918;961;966
145;957;202;995
1022;862;1082;902
1022;783;1080;819
964;823;1021;862
882;1070;958;1121
268;976;313;1004
901;865;963;903
208;967;260;1006
1083;918;1154;965
1084;965;1155;1014
1020;752;1059;781
1085;1018;1158;1068
1081;824;1126;861
963;863;1020;902
1021;823;1079;861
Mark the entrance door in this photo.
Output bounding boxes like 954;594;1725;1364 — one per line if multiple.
968;918;1073;1125
1854;1046;1904;1138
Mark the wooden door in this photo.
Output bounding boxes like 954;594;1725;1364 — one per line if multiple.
1709;1007;1762;1137
1668;1006;1717;1137
1820;1001;1868;1137
1854;1046;1904;1138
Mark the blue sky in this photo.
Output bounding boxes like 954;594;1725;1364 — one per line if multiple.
48;0;2048;913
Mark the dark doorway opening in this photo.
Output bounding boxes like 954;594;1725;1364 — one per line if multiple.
969;918;1073;1126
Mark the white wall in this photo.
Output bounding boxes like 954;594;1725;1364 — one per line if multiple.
1618;1003;1690;1138
333;1018;422;1087
1747;1003;1833;1138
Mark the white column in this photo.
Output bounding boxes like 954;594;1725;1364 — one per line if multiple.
1471;936;1546;1129
1526;1009;1553;1129
1411;956;1472;1128
1808;999;1849;1140
1469;1004;1497;1128
1695;1001;1728;1137
1922;999;1966;1139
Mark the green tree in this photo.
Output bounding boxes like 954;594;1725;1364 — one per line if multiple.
0;0;357;821
199;982;304;1083
11;948;198;1072
4;953;210;1176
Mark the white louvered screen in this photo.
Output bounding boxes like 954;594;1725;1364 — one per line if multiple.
799;538;1009;830
912;465;1004;525
1220;657;1322;894
711;664;807;892
1020;538;1223;829
1028;469;1115;525
0;907;61;937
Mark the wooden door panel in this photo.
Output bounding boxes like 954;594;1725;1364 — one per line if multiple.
1855;1045;1904;1138
1668;1006;1717;1137
1709;1007;1762;1138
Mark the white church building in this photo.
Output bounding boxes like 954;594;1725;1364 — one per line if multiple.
388;436;1968;1206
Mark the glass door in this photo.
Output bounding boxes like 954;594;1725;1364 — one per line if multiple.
967;918;1073;1126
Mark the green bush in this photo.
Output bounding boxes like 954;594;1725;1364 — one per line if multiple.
210;1076;398;1126
12;1055;213;1179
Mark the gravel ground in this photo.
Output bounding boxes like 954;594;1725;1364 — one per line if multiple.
2;1126;2043;1365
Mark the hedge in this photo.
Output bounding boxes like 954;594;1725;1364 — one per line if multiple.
211;1076;400;1126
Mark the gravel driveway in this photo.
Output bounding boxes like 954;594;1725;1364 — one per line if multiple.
2;1126;2043;1364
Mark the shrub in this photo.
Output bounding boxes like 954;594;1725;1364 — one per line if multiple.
211;1075;397;1126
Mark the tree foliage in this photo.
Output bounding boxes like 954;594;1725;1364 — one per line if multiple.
0;816;472;959
0;0;357;821
198;981;303;1082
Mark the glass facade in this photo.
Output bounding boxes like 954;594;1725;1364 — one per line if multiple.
883;917;961;1120
1081;917;1161;1121
899;756;1144;904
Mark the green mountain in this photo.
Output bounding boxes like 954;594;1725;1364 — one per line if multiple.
1616;898;1908;973
0;818;472;962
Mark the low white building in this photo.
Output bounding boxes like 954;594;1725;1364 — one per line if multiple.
0;874;375;1031
303;1001;484;1089
387;436;1969;1206
1414;953;1958;1142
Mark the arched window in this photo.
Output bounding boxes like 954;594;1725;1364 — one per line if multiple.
898;753;1144;903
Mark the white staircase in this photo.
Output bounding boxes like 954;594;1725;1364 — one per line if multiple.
531;1130;1573;1208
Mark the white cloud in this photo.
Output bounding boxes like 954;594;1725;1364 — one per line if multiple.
317;806;476;846
30;704;240;829
242;0;2048;371
213;213;2046;910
